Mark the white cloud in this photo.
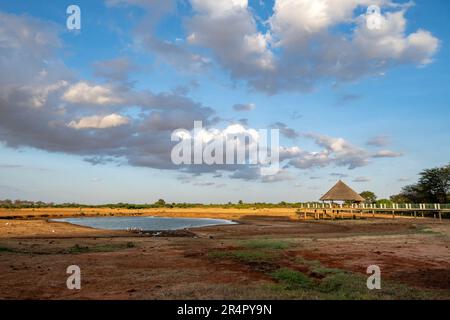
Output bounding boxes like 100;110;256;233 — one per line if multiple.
271;0;371;42
0;10;409;184
67;114;130;129
372;150;403;158
187;0;275;82
62;82;124;105
279;146;302;161
6;80;69;109
190;0;248;16
353;11;439;65
271;0;386;37
99;1;440;94
288;133;370;170
184;0;439;93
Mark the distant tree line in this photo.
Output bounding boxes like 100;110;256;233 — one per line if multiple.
0;198;322;209
2;164;449;208
357;163;450;204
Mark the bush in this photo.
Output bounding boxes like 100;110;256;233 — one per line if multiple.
270;268;314;290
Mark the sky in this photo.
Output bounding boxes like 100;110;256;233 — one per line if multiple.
0;0;449;204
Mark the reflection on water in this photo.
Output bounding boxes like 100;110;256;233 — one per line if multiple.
52;216;236;231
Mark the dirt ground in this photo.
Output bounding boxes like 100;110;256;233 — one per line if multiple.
0;211;449;300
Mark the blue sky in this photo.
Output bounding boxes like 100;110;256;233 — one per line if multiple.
0;0;449;204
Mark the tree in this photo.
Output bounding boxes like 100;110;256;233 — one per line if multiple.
154;199;166;207
418;165;450;203
376;199;393;206
392;163;450;203
390;194;409;204
397;184;426;203
360;191;377;204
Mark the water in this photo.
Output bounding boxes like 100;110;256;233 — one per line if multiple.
52;216;236;231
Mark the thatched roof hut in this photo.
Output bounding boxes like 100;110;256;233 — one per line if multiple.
320;180;365;203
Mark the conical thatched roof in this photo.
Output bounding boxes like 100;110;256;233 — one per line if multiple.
320;180;365;202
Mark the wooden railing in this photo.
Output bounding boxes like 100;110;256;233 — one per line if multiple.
296;205;449;221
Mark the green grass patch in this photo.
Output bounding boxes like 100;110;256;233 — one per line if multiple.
317;272;366;296
207;249;280;264
413;225;445;237
269;257;448;300
207;247;449;299
266;266;446;300
65;242;136;254
0;246;51;255
270;268;314;290
207;250;231;259
0;246;16;253
231;250;279;263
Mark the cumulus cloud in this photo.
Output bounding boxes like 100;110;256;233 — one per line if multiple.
292;133;371;169
103;1;439;94
0;10;406;185
353;176;371;183
186;0;439;93
68;114;130;130
99;1;439;94
62;82;124;105
0;12;215;172
187;0;275;88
